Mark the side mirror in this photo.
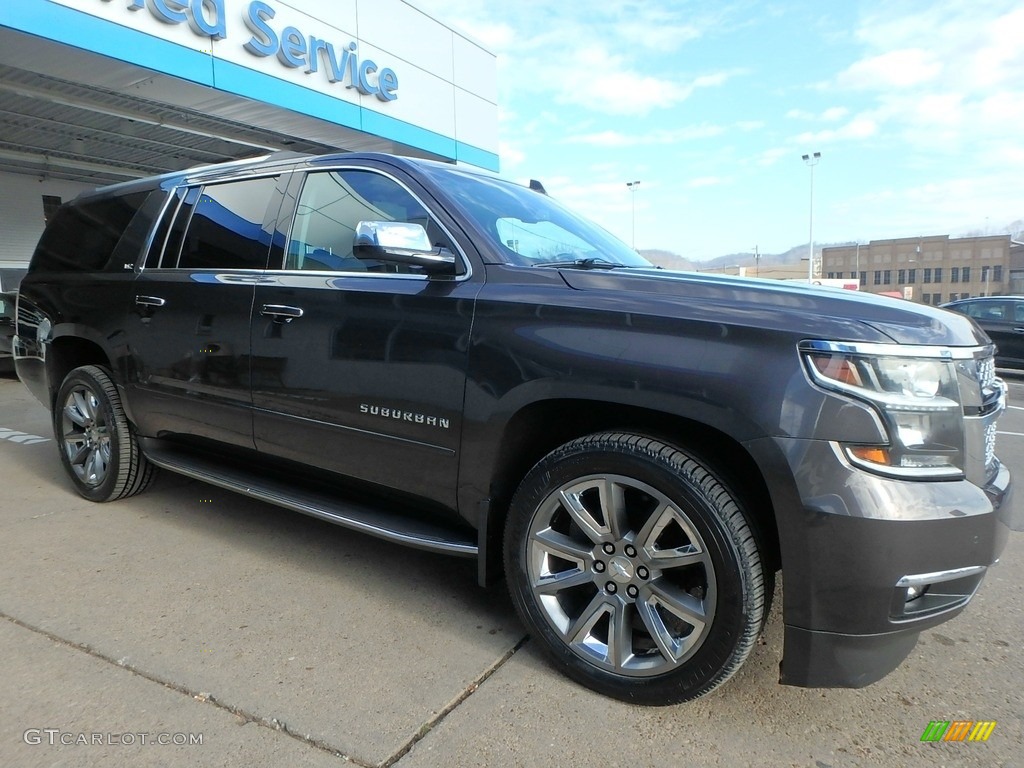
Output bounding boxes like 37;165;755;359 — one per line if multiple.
353;221;456;276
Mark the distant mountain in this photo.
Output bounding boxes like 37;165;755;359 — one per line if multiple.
640;243;852;272
639;249;696;271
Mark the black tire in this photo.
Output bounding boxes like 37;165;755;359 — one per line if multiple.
504;432;766;705
53;365;156;502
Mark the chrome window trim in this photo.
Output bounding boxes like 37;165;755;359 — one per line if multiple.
135;189;175;275
268;270;433;282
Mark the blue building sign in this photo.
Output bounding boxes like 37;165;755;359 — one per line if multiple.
107;0;399;101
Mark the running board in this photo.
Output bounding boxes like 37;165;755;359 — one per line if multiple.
139;439;477;557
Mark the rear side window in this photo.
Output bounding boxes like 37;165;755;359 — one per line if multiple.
964;301;1007;320
174;177;279;269
32;191;151;272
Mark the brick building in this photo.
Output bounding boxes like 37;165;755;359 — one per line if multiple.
821;234;1023;304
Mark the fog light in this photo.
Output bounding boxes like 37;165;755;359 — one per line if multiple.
906;584;929;602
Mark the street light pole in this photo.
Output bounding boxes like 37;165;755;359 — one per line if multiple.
801;152;821;283
626;180;641;250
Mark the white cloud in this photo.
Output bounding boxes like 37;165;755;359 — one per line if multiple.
551;47;734;115
499;141;526;169
786;107;850;121
568;124;725;147
837;49;942;89
837;1;1024;142
413;0;733;117
457;20;516;50
793;116;879;145
821;107;849;121
617;20;702;52
843;173;1024;241
971;8;1024;85
757;147;788;167
688;176;726;188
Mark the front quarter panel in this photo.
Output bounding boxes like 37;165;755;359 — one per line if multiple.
458;265;892;513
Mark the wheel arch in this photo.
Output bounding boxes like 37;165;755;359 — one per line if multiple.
475;398;781;586
46;334;113;409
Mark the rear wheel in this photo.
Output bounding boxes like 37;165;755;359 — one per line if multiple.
54;365;156;502
504;432;766;705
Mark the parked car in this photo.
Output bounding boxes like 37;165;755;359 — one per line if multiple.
942;296;1024;369
0;263;29;293
0;263;28;372
14;152;1018;705
0;291;15;371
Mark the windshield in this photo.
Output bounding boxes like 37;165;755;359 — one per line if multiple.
419;165;652;268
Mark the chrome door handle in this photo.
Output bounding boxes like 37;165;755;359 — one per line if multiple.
260;304;304;323
134;295;166;308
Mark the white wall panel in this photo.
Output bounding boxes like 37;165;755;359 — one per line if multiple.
453;36;497;105
355;41;455;136
355;0;454;82
273;0;360;38
0;172;92;264
454;89;498;151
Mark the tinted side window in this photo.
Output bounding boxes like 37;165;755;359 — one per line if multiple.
284;170;442;273
32;191;151;272
177;177;279;270
157;187;200;269
966;301;1007;320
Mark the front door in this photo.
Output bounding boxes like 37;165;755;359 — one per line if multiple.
250;167;480;508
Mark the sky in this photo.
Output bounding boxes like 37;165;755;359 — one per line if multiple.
411;0;1024;261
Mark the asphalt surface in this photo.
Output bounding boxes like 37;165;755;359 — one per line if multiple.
0;370;1021;768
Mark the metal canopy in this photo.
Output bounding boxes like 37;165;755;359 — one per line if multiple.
0;62;346;186
0;23;442;188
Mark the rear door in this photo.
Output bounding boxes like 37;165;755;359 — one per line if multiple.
1002;300;1024;367
124;174;287;449
250;164;481;508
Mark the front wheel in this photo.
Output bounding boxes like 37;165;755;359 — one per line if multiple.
54;365;156;502
504;432;767;705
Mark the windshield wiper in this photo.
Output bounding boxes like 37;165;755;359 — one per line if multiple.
538;257;628;270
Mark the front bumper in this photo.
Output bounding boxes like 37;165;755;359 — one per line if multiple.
770;436;1013;688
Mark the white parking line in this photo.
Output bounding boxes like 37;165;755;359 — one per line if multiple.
0;427;50;445
1008;405;1024;411
997;431;1024;437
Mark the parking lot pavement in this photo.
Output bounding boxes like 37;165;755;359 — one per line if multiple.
1;371;1022;767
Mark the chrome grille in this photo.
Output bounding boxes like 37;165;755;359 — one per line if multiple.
957;349;1004;485
978;356;996;391
984;421;997;470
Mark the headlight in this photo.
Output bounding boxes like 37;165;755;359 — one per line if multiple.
800;341;964;479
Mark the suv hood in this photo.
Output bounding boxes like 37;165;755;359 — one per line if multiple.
559;268;989;348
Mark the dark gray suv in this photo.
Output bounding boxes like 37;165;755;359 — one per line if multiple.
13;151;1019;704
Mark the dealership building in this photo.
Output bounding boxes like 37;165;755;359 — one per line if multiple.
0;0;497;266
